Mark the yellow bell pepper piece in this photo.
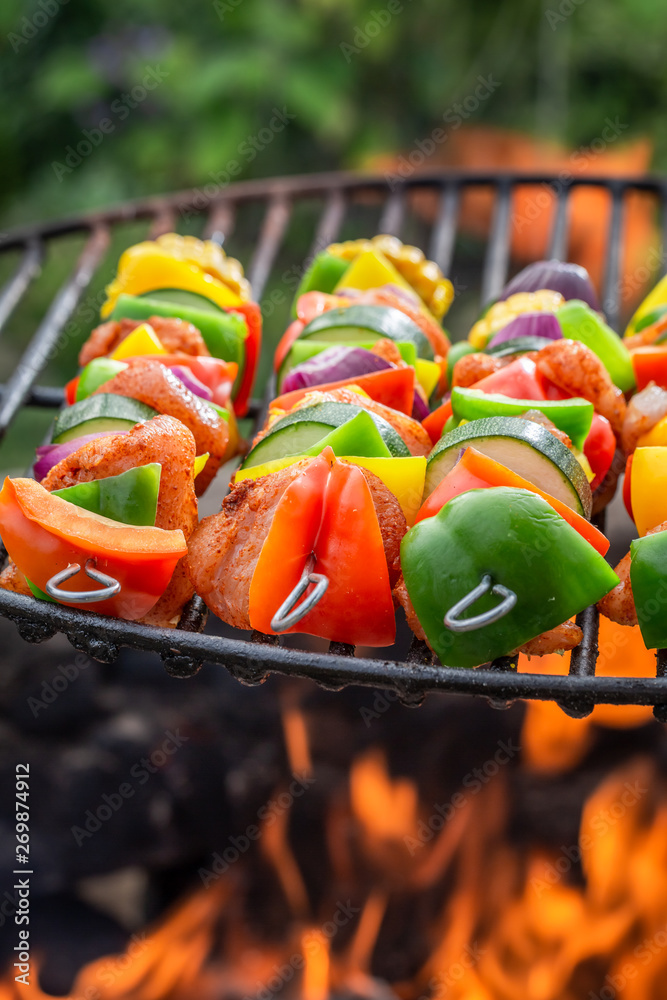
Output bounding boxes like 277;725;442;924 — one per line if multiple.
101;233;248;318
637;415;667;448
414;358;440;398
328;235;454;320
625;272;667;338
631;447;667;536
194;453;210;478
110;323;166;360
235;454;426;526
335;249;414;296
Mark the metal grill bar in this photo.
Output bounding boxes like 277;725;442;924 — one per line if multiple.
0;169;664;714
481;180;512;304
548;184;569;260
603;182;625;329
0;241;42;335
0;226;109;439
247;195;292;300
429;182;460;275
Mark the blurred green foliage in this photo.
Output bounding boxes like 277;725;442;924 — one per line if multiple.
0;0;664;473
1;0;665;229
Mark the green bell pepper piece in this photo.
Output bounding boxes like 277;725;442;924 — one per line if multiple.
630;531;667;649
401;486;619;668
291;252;351;317
303;410;392;459
76;358;128;401
450;387;594;450
52;463;161;527
25;578;56;602
556;299;635;393
446;341;477;389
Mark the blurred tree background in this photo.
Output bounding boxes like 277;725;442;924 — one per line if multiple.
0;0;665;471
1;0;665;229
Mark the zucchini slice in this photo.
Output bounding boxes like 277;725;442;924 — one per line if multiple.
299;305;433;360
425;415;592;517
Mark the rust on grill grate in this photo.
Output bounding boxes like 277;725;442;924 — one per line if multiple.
1;168;666;718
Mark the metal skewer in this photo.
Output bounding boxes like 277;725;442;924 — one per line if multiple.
443;574;517;633
270;555;329;632
45;558;121;603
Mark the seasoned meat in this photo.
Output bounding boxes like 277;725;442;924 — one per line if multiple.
42;415;198;627
621;383;667;455
79;316;210;367
394;577;584;659
516;620;583;656
535;339;626;436
93;359;228;493
597;551;638;627
187;459;407;631
452;352;503;388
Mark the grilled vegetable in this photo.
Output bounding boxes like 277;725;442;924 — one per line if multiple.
498;260;600;311
242;400;410;468
629;447;667;537
52;464;161;528
291;252;350;313
486;311;562;350
52;395;157;444
450;387;593;450
630;529;667;649
401;487;618;667
298;305;434;360
273;367;416;416
247;451;397;645
425;416;593;516
0;477;187;620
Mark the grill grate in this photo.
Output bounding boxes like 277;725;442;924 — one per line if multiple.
1;168;667;719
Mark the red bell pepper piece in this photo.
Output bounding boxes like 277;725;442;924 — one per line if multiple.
623;453;634;521
415;459;490;522
228;302;261;416
422;400;453;444
271;367;415;416
64;376;79;406
0;478;187;620
584;413;616;491
274;319;305;374
415;447;609;555
248;450;395;646
631;346;667;391
473;357;548;400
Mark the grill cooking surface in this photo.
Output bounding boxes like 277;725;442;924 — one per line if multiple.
1;168;666;718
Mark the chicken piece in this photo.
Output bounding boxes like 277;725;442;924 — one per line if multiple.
535;339;627;436
597;551;637;627
394;577;583;659
93;359;228;493
0;561;31;596
79;316;210;367
621;382;667;455
516;621;583;656
188;459;406;631
281;387;432;457
39;415;198;628
370;338;406;367
452;352;502;388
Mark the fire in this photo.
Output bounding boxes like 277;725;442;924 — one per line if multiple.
301;931;329;1000
349;748;418;844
